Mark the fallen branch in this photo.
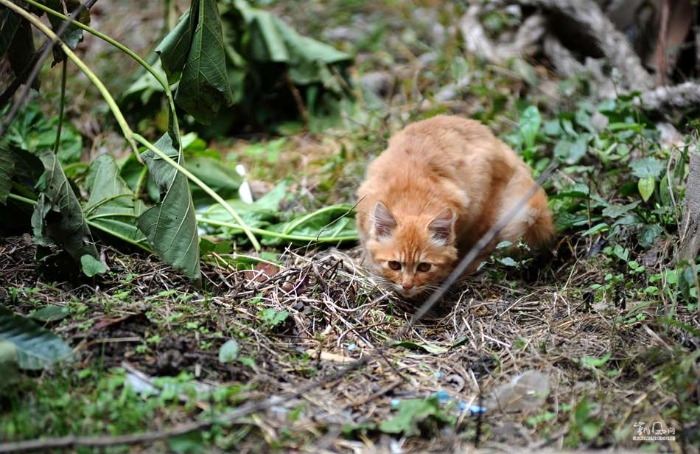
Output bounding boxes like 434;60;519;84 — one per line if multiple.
638;81;700;112
460;5;545;65
476;0;655;91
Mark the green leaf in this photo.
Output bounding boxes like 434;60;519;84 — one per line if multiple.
30;305;70;322
218;339;240;363
31;150;98;263
4;102;83;164
262;204;357;245
0;143;15;204
160;0;234;124
554;135;588;164
379;397;444;436
0;340;20;389
259;308;288;327
392;341;449;355
81;254;107;277
137;133;201;281
638;176;655;202
601;201;640;218
498;257;518;267
519;106;541;150
167;430;204;454
185;156;242;206
156;10;195;84
85;155;149;248
0;307;73;370
580;353;611;368
630;157;665;179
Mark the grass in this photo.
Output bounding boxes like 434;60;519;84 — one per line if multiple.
1;0;699;453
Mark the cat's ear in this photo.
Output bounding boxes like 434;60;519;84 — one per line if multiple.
372;201;397;238
428;209;455;245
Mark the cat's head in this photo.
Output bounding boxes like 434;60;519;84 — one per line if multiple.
365;201;458;298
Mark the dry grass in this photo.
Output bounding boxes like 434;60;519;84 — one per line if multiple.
1;233;697;453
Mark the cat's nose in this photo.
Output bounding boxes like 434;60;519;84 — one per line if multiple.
402;282;414;290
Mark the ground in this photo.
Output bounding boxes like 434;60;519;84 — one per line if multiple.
1;1;698;453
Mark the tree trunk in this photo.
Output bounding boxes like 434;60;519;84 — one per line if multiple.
678;151;700;262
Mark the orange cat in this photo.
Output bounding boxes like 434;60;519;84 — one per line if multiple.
356;115;554;298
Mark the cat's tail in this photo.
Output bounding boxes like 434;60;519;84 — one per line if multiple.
523;189;556;248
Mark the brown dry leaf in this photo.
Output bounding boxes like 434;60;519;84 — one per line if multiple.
243;262;280;283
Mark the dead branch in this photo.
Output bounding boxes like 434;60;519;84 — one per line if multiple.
460;5;545;64
637;81;700;111
480;0;655;90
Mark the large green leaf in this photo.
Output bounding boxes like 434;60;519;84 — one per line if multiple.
185;155;242;206
137;133;201;281
199;181;287;232
126;0;352;130
263;204;358;245
0;307;73;370
155;9;195;84
158;0;234;124
0;142;15;204
85;154;149;248
233;0;350;82
31;150;98;261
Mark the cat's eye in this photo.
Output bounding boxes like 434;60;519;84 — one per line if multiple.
388;261;402;270
416;262;431;272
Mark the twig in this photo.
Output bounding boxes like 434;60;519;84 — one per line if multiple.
285;71;310;127
0;0;96;138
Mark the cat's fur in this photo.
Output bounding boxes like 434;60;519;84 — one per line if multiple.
356;115;554;298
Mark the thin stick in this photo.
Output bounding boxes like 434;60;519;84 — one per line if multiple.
401;163;557;337
0;0;95;138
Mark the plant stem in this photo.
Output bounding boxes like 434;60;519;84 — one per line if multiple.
0;0;140;158
7;193;37;206
133;134;261;251
197;217;357;243
53;58;67;154
23;0;181;139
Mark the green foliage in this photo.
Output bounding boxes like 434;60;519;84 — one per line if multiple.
218;339;240;363
2;103;83;164
84;155;149;248
0;307;73;370
125;0;353;131
31;150;100;265
379;396;453;437
0;341;21;389
199;181;358;245
137;133;201;281
157;0;234;124
567;397;604;446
